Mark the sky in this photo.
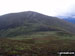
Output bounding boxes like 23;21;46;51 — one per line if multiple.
0;0;75;16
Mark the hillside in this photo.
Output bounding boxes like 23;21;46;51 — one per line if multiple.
0;11;75;37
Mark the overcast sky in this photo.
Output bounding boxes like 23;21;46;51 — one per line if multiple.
0;0;75;16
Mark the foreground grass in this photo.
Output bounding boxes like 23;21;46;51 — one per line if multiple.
0;31;75;56
0;36;75;56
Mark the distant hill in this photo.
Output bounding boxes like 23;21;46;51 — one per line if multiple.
0;11;75;37
64;18;75;24
58;16;75;24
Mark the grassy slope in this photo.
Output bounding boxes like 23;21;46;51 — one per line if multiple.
7;31;75;40
0;33;75;56
0;31;75;56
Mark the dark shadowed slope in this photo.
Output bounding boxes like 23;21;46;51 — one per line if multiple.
0;11;75;37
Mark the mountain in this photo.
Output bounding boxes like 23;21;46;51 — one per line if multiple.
64;17;75;24
0;11;75;37
58;16;75;24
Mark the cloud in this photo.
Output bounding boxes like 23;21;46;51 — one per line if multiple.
57;1;75;16
0;0;75;16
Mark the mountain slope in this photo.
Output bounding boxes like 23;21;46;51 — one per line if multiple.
0;11;75;37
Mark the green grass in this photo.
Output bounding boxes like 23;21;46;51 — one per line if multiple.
7;31;75;40
0;37;75;56
0;31;75;56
